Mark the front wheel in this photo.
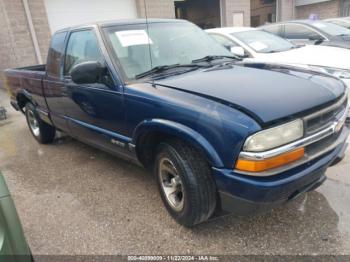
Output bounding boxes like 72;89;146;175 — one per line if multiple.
154;140;217;227
25;102;56;144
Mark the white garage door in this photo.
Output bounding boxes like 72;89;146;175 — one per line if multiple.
44;0;138;34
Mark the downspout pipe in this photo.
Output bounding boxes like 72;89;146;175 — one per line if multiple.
22;0;43;64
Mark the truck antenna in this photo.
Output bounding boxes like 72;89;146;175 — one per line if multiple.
144;0;154;85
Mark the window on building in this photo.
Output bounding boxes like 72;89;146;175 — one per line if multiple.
284;24;319;39
267;13;276;23
261;0;275;4
251;16;260;27
341;0;350;16
64;30;104;75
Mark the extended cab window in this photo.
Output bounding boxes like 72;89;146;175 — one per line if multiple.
284;24;319;40
46;31;67;78
64;30;104;75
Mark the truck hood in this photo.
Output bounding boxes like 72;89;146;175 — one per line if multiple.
250;45;350;69
154;64;345;125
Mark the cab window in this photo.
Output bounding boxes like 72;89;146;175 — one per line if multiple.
64;30;104;75
46;31;67;78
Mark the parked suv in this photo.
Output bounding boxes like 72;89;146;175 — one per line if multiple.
261;20;350;49
5;19;349;226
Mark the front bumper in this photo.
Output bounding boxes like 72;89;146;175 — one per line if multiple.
213;125;349;215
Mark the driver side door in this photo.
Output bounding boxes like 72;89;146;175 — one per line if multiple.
62;29;128;155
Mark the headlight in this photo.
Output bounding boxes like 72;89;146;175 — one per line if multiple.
308;65;350;79
243;119;304;152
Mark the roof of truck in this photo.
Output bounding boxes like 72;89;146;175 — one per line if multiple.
55;19;186;33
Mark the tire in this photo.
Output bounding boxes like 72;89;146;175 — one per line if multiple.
25;102;55;144
154;139;217;227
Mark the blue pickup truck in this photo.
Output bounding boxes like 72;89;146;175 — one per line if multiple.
5;19;349;226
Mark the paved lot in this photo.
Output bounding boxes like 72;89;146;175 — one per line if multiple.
1;88;350;255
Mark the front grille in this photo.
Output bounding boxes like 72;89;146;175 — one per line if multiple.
304;96;347;135
305;130;341;157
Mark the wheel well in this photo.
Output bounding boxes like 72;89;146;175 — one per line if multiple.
17;93;30;109
135;131;209;169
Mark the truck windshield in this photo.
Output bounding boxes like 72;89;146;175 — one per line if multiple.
103;21;232;80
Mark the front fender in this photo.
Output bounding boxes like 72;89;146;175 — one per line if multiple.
132;119;224;167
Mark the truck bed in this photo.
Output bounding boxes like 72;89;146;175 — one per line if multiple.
4;64;47;112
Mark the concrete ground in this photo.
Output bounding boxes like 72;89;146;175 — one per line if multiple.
1;88;350;255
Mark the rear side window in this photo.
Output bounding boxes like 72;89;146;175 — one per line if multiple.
64;30;104;75
284;24;319;39
46;32;67;78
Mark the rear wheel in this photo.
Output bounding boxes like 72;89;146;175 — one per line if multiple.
154;139;217;227
25;102;55;144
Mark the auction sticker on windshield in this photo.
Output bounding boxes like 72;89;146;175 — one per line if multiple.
115;30;153;47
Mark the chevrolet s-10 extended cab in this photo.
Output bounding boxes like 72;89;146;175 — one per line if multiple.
4;19;350;227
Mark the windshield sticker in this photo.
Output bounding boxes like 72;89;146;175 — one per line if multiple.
115;30;153;47
313;23;326;28
249;41;268;51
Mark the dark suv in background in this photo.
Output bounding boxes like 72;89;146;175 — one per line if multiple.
261;20;350;49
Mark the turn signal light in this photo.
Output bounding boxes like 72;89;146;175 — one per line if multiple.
235;147;305;172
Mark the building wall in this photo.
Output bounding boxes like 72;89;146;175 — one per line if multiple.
29;0;51;62
135;0;175;18
0;0;42;88
278;0;295;21
296;0;340;19
221;0;251;26
44;0;138;34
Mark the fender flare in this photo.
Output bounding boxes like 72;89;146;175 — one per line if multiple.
132;119;223;167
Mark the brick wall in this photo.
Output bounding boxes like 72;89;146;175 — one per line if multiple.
135;0;175;18
28;0;51;62
0;0;51;89
0;0;36;88
221;0;251;27
296;0;340;19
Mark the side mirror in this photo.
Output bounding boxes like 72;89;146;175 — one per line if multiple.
308;35;324;45
230;46;246;57
71;61;106;85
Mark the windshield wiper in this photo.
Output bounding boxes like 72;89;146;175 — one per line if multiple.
135;64;205;79
191;55;241;64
